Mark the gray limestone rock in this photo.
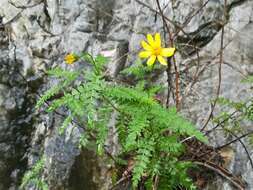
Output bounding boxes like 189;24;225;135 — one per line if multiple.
0;0;253;189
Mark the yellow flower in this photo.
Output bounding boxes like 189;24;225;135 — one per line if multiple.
64;54;79;64
139;33;176;66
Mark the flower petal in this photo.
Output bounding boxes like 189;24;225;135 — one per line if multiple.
161;48;176;57
139;51;152;58
157;55;167;65
64;54;79;64
141;40;152;51
147;55;156;66
154;33;161;47
147;34;155;47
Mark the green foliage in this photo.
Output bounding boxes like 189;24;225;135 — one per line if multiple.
79;133;89;149
241;75;253;83
59;115;72;135
158;159;196;190
249;133;253;145
36;67;80;109
30;53;207;190
132;137;155;187
121;59;152;79
144;158;196;190
21;157;48;190
214;75;253;144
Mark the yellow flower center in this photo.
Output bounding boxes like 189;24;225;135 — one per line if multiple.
152;47;161;56
64;54;79;64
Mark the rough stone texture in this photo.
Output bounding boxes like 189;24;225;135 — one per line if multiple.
0;0;253;189
0;12;38;189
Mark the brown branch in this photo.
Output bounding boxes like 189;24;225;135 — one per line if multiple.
229;131;253;170
155;0;180;110
165;61;172;107
204;110;238;136
193;161;246;190
216;131;253;150
198;102;253;171
109;175;131;190
134;0;189;37
146;0;219;110
179;44;201;103
179;27;237;103
173;0;211;37
152;175;159;190
201;0;227;131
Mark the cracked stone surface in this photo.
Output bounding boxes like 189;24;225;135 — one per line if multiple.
0;0;253;189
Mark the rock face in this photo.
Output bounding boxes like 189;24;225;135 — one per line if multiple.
0;0;253;189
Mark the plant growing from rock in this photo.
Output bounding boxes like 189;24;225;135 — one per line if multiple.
21;33;208;190
211;76;253;159
21;157;48;190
